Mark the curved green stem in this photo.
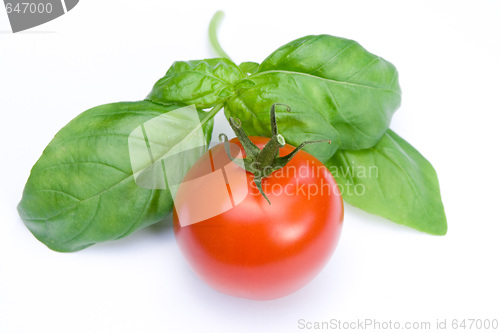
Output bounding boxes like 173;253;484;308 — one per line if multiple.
269;103;290;136
209;11;232;60
203;103;224;124
228;117;260;156
179;103;223;153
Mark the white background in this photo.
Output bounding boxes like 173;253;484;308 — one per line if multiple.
1;1;499;332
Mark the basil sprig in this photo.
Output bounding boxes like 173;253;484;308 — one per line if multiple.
18;12;446;252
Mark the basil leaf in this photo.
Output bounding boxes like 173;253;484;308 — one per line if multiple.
225;73;342;162
326;129;447;235
18;101;214;252
226;34;401;157
147;58;244;108
259;35;401;150
239;61;259;76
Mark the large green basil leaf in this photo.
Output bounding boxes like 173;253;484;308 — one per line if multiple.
326;129;447;235
147;58;244;108
225;73;342;162
18;101;214;252
225;35;401;158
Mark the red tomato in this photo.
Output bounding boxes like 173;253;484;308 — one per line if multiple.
173;137;343;300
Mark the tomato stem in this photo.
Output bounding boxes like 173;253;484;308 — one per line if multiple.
221;103;331;204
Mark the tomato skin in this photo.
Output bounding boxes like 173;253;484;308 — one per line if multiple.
173;137;343;300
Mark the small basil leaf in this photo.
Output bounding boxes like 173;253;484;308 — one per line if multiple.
326;129;447;235
217;86;236;98
18;101;213;252
234;79;256;91
147;58;244;108
234;34;401;151
239;61;259;75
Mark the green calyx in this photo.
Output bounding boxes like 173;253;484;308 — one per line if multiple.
219;103;331;204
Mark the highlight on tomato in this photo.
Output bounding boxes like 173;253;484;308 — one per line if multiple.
173;104;343;300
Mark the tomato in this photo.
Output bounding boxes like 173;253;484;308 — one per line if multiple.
173;137;343;300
